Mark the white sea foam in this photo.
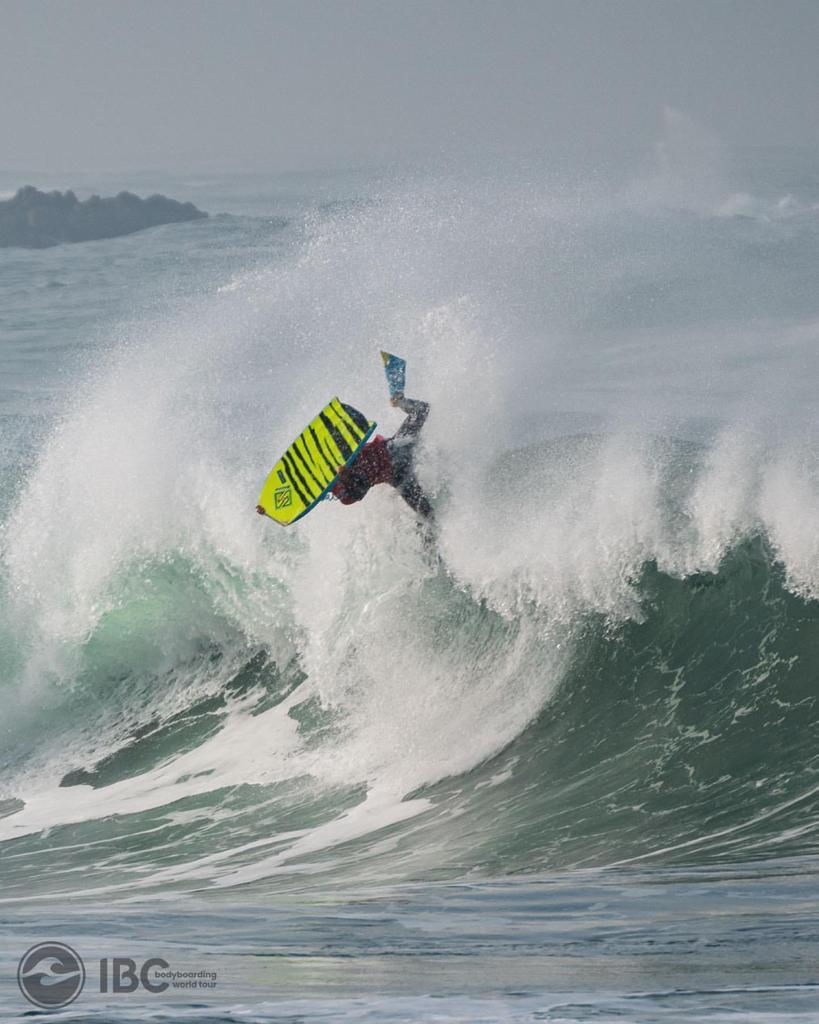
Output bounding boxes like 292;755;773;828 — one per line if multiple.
3;137;819;890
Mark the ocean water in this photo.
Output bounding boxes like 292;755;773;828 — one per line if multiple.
3;139;819;1021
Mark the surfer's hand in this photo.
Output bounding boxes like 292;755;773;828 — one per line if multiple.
255;505;266;516
390;393;405;407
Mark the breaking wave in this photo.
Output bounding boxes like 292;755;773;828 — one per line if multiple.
3;143;819;902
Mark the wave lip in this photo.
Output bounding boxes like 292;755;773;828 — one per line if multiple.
4;158;819;899
3;522;819;900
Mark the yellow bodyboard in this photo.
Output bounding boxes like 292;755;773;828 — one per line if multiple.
258;398;376;525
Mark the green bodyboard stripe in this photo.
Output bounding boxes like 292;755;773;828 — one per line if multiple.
314;420;343;467
320;412;353;461
292;435;324;495
308;425;337;476
332;400;364;440
301;430;333;484
328;402;361;447
281;450;312;506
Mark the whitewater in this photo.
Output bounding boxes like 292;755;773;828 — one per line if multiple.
2;132;819;1021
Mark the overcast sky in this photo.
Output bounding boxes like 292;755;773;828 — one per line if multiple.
2;0;818;172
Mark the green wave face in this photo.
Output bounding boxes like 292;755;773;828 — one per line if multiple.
3;438;819;902
4;169;819;906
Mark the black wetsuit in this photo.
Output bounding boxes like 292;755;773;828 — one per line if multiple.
331;397;433;520
385;398;432;520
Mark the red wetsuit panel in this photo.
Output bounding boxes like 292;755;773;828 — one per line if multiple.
331;435;393;504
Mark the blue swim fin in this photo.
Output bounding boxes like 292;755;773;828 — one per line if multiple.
380;351;406;399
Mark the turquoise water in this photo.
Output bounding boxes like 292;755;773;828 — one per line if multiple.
3;152;819;1020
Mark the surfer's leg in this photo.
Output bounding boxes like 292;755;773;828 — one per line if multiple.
386;400;428;484
400;477;437;559
388;400;432;519
398;475;434;521
394;398;429;439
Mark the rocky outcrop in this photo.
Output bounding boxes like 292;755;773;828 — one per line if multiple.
0;186;207;248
